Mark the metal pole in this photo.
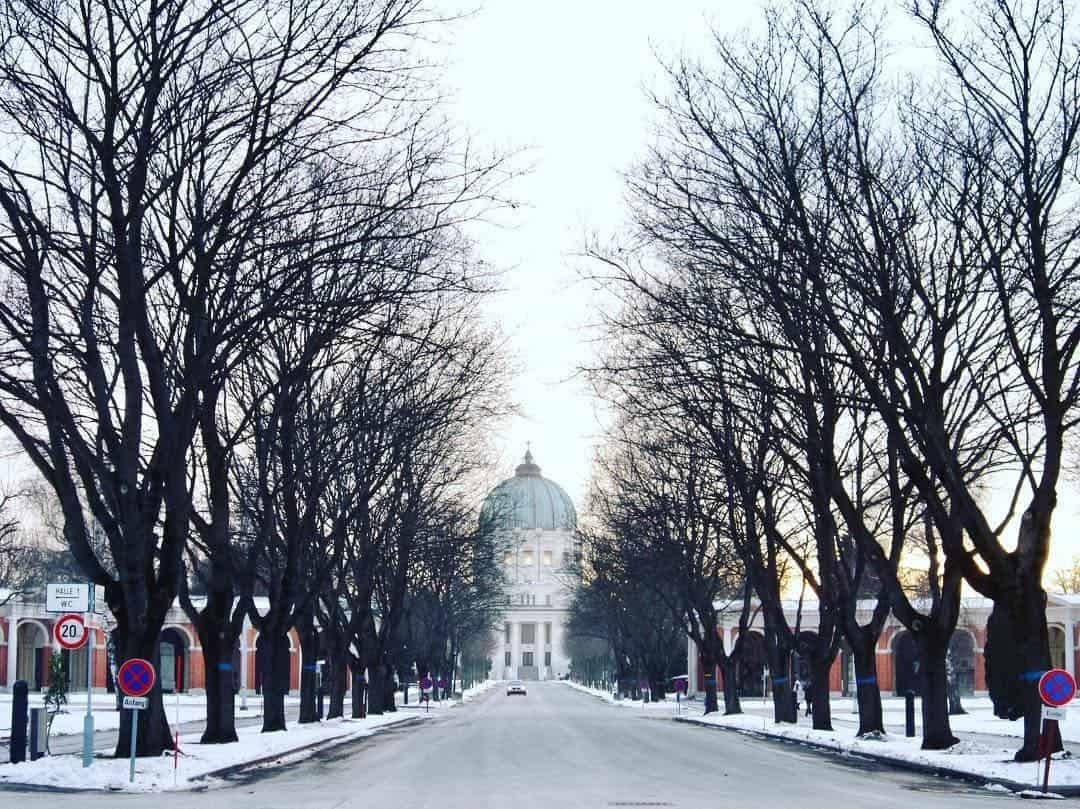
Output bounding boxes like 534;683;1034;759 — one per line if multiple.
82;595;95;767
1043;719;1056;794
128;709;138;783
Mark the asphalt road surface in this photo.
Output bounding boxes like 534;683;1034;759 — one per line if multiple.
3;683;1012;808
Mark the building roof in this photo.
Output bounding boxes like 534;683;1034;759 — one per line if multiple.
480;449;577;532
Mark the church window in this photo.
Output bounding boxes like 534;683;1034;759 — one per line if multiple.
504;651;511;666
543;550;552;566
544;652;551;666
521;623;536;644
504;623;510;643
522;651;534;667
523;550;534;566
545;595;552;606
545;622;552;644
503;552;513;566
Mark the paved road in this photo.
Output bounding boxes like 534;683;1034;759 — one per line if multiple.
4;683;1011;808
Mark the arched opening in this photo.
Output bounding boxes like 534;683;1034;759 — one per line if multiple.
893;631;920;696
948;630;976;696
1049;625;1067;672
159;627;190;693
62;644;90;692
737;631;768;697
16;622;47;690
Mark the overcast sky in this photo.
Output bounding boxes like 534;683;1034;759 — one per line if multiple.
439;0;1080;574
442;0;741;501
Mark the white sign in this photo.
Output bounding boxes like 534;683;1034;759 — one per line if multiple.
122;696;148;710
46;583;90;613
1043;706;1068;721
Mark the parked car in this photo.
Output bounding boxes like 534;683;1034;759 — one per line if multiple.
507;680;527;696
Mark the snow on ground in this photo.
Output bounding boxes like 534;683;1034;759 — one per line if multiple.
2;681;490;740
562;681;698;715
0;693;283;739
681;711;1080;790
0;711;424;792
460;680;500;703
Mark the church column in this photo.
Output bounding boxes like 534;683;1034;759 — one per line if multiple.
687;635;698;698
511;622;521;680
550;619;561;679
1066;618;1076;678
6;616;17;688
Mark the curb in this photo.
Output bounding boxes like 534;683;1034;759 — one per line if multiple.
675;716;1080;797
190;714;424;785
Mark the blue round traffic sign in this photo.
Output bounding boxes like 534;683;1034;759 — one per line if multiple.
1038;668;1076;708
118;658;156;697
420;676;433;690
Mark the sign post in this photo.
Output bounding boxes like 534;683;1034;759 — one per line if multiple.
674;676;687;716
84;586;94;767
420;676;432;713
1037;668;1076;795
117;658;156;783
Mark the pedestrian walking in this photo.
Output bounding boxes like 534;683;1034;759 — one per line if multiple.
803;679;813;717
793;679;804;719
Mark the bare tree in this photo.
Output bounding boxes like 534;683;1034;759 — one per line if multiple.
0;0;451;756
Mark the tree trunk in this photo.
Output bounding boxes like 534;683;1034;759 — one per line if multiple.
809;658;833;731
327;652;347;719
367;663;393;715
113;627;173;757
195;619;239;743
718;657;742;715
297;617;319;724
260;631;292;733
851;634;884;736
697;642;719;714
1007;583;1057;761
915;630;958;750
350;665;366;719
764;632;794;724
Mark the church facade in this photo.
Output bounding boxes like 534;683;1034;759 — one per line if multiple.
481;450;578;681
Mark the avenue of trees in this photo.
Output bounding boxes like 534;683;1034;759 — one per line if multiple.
0;0;511;756
578;0;1080;761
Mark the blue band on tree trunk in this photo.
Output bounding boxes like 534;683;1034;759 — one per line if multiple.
855;676;877;685
217;663;233;671
772;676;788;684
1020;671;1047;681
303;665;317;671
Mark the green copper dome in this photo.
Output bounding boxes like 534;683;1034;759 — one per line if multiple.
480;449;577;531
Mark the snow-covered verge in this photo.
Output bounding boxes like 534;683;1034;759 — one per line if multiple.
562;680;695;713
0;693;289;739
681;712;1080;794
460;680;500;703
0;712;421;792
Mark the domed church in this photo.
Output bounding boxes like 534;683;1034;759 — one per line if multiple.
480;448;579;681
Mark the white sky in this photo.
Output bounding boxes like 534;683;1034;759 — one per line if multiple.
439;0;1080;576
442;0;742;501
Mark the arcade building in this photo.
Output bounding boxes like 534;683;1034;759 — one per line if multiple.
685;594;1080;699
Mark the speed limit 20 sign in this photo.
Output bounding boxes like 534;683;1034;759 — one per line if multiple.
53;613;88;650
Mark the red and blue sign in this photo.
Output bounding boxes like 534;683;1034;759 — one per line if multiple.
118;658;156;698
1038;668;1076;708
